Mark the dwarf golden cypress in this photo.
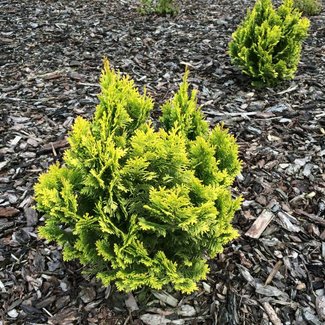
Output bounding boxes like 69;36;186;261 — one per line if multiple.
34;59;241;293
229;0;310;86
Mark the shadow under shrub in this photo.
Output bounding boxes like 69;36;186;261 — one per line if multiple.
34;59;241;294
229;0;310;87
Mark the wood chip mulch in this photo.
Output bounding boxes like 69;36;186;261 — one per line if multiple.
0;0;324;324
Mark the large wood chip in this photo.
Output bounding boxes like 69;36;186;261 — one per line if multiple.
262;302;283;325
237;264;256;285
277;211;301;232
295;209;325;226
31;69;66;81
140;314;170;325
177;305;196;317
48;309;78;325
265;261;283;286
125;293;139;312
316;296;325;320
152;290;178;307
0;207;20;218
256;283;289;300
245;210;274;239
38;138;69;155
24;207;38;226
79;286;96;304
320;229;325;240
35;295;57;309
0;161;9;171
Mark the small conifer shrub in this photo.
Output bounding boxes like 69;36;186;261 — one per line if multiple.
294;0;322;16
34;59;241;294
140;0;178;15
229;0;310;86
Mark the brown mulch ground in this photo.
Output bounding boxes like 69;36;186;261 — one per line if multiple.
1;0;325;324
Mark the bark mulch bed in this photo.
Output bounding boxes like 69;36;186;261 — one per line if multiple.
1;0;325;324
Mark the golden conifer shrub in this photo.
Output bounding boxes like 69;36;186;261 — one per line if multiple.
34;59;242;293
229;0;310;86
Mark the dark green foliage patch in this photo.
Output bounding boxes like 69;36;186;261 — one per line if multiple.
294;0;322;16
139;0;178;15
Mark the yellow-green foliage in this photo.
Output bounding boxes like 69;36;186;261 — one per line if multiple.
294;0;322;16
34;59;241;294
229;0;310;86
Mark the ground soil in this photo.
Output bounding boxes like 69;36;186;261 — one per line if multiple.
0;0;325;324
